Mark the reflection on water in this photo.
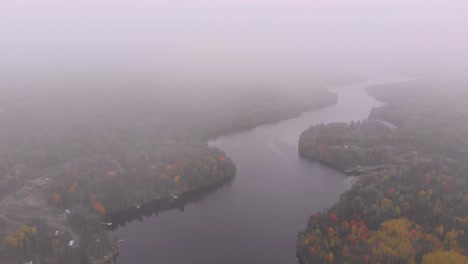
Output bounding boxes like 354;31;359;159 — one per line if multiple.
105;177;234;231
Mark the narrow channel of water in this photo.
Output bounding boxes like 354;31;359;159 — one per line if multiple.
109;74;412;264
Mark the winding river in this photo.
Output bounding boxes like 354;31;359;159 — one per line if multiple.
109;74;411;264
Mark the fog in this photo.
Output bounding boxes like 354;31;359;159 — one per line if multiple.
3;2;468;264
2;0;468;93
2;0;467;138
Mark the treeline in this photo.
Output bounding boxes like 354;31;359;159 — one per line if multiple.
0;219;87;264
0;216;117;264
1;143;235;263
367;79;468;162
297;79;468;263
299;121;403;170
0;84;333;262
0;86;336;197
46;141;236;215
298;160;468;263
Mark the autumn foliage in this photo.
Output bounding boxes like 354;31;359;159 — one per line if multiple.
298;109;468;264
298;159;468;264
422;250;468;264
67;181;78;193
4;225;37;249
52;193;60;203
93;202;106;215
47;142;236;217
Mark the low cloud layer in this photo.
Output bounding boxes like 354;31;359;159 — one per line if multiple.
1;0;467;89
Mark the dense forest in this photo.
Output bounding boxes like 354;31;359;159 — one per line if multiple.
297;79;468;264
0;87;337;194
0;218;91;264
46;141;236;214
367;80;468;162
298;160;468;263
0;85;337;263
299;121;403;171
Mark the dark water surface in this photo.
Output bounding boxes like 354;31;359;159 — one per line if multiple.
110;75;411;264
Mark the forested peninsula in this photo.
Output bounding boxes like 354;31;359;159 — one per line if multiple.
297;80;468;264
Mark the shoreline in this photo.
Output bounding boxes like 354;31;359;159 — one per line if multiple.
105;173;235;229
96;174;235;263
98;76;411;263
102;92;339;262
203;94;338;141
296;250;311;264
100;92;340;220
97;89;342;216
298;152;367;176
299;153;347;172
296;83;405;177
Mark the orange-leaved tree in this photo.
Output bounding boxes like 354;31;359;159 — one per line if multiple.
93;202;106;215
52;193;60;203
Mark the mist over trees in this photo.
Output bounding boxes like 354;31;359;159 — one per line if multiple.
297;79;468;264
1;1;468;263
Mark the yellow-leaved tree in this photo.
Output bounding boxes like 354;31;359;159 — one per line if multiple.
369;217;422;264
422;250;468;264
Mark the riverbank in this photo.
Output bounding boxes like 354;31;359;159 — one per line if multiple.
298;154;351;175
299;154;387;177
297;152;468;263
70;173;236;264
91;248;119;264
105;172;235;229
202;91;338;140
0;142;237;263
109;76;408;264
84;93;340;261
93;176;235;264
297;79;468;264
0;85;343;263
298;120;404;172
100;92;340;260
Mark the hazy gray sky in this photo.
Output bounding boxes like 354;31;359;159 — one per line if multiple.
2;0;467;85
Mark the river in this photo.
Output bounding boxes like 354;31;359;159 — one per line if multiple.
109;74;411;264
